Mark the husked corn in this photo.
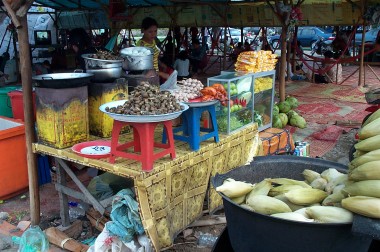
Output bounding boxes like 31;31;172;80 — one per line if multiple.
285;188;328;206
216;178;254;198
306;206;353;224
302;169;321;183
358;117;380;140
342;196;380;219
343;180;380;198
354;135;380;152
349;161;380;181
246;195;292;215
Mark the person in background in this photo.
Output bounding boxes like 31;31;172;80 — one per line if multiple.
189;38;207;74
69;28;96;70
163;35;174;66
173;50;190;80
322;50;342;83
231;42;244;61
244;41;252;51
137;17;161;72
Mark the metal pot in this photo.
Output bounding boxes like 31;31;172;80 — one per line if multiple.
82;54;123;69
120;47;154;71
32;73;93;89
86;67;123;82
212;156;373;252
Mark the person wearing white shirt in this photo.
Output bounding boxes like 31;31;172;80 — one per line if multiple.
173;50;190;80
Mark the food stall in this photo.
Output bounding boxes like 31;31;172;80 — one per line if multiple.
29;47;267;250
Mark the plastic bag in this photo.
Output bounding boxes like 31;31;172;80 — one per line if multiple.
87;172;134;201
160;70;179;91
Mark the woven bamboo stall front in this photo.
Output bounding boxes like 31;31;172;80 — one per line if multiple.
33;123;259;250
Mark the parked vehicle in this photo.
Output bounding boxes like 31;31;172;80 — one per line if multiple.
270;26;335;49
311;36;334;55
354;27;380;46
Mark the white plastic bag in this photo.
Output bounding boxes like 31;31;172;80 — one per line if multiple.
160;70;179;91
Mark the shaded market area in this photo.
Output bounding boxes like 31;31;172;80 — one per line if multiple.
1;0;380;251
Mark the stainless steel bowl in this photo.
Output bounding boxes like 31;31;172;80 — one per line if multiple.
82;54;123;69
120;47;154;71
86;67;123;82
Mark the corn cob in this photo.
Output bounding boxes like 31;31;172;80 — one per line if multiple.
306;206;353;224
302;169;321;183
354;135;380;152
246;195;292;215
358;117;380;140
268;185;304;197
342;196;380;218
349;149;380;170
349;161;380;181
216;178;254;198
362;109;380;127
343;180;380;198
267;178;311;188
285;188;328;206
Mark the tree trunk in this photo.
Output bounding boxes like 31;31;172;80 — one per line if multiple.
279;25;288;102
18;15;40;225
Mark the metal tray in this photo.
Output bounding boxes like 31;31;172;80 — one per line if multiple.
184;99;219;108
99;100;189;123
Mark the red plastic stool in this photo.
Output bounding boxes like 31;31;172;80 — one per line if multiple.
109;120;176;172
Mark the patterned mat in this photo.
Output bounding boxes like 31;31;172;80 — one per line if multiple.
296;96;371;124
286;81;368;104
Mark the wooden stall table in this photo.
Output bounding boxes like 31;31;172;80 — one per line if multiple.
33;123;259;251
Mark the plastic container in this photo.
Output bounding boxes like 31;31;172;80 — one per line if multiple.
0;86;18;118
7;90;37;121
35;86;89;149
212;156;373;252
0;116;28;200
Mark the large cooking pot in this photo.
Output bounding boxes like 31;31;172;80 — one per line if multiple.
82;54;123;82
32;72;93;89
212;156;373;252
120;47;153;71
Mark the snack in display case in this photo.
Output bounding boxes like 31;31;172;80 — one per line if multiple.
253;71;276;131
207;72;254;134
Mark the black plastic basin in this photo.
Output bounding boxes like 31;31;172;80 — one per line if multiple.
212;156;372;252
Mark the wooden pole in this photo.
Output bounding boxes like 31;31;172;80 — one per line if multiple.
18;15;40;225
359;27;366;87
359;0;368;87
279;25;288;102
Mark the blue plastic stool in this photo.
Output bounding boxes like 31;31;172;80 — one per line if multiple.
163;104;219;151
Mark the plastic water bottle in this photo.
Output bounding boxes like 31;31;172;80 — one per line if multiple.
197;232;218;248
68;201;86;219
16;225;49;252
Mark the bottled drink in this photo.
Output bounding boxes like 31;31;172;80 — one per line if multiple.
68;201;86;219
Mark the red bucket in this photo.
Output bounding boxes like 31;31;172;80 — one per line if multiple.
7;90;36;122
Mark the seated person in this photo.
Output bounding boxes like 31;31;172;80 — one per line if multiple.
189;38;207;74
173;50;190;80
322;50;342;83
231;42;244;61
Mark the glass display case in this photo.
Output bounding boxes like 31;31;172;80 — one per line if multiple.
207;70;275;134
253;70;276;131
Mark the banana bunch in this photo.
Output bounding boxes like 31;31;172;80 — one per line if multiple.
216;167;354;224
341;109;380;218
